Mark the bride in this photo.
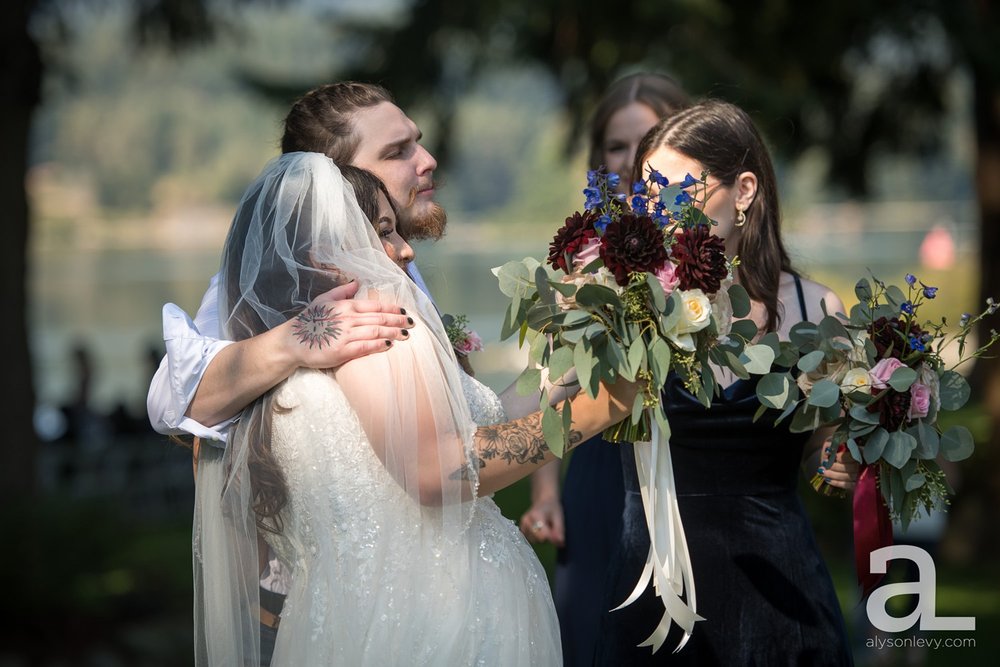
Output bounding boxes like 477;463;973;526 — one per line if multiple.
194;152;636;665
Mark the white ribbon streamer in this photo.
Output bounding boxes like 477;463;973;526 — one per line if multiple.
612;414;702;653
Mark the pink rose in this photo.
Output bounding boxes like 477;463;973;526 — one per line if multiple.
869;357;904;390
654;260;680;298
457;330;483;354
573;236;602;269
908;382;931;420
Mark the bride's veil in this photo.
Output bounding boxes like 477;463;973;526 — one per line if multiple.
192;152;479;665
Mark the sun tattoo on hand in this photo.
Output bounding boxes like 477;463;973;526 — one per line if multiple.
292;305;343;349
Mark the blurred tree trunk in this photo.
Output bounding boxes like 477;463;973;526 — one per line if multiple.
958;62;1000;560
0;1;41;500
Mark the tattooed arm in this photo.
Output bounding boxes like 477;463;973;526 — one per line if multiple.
186;282;413;427
462;382;633;497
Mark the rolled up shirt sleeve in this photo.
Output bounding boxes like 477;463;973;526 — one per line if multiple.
146;274;236;441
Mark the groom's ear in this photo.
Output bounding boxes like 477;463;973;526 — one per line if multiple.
735;171;758;210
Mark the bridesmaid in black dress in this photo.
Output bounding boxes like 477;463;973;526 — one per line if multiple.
594;100;857;665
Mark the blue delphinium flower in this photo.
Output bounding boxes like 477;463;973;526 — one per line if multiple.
680;173;699;188
630;195;647;215
648;169;669;187
921;283;938;299
587;170;599;187
595;214;612;234
607;172;621;189
583;186;603;210
632;181;647;195
900;301;915;315
959;313;972;327
905;273;917;286
675;191;693;206
908;335;926;352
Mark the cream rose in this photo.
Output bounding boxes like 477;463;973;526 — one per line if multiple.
676;289;713;334
666;289;713;351
840;367;872;395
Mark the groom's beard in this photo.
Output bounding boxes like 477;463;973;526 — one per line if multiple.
398;187;448;241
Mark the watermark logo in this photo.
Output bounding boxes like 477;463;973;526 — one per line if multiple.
866;545;976;633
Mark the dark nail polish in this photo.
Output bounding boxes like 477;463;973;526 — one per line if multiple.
401;329;409;337
385;340;392;347
817;467;825;474
407;317;414;326
400;308;407;315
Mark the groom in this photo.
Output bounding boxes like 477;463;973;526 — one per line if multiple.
147;81;454;666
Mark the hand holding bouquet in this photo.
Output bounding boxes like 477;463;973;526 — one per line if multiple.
751;273;999;593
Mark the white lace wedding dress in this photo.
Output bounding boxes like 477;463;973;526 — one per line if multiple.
263;367;561;665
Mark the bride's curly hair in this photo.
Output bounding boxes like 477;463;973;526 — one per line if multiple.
223;164;397;532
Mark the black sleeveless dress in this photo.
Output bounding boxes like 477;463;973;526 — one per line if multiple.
594;279;853;666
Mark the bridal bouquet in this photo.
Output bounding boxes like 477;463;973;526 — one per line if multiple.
494;167;773;453
751;273;999;593
493;168;778;651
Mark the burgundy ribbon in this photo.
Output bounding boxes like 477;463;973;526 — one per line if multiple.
853;463;893;598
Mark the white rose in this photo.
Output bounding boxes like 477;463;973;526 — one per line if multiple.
676;289;713;334
666;289;712;351
840;367;872;395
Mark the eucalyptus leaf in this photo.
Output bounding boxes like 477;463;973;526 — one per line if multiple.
807;379;841;408
818;316;850;342
723;351;751;379
789;321;819;347
940;425;975;462
576;284;622;309
728;283;751;318
740;344;776;375
659;292;682;333
493;259;538;299
562;310;593;328
939;370;971;411
542;404;564;458
628;338;646;378
911;421;940;460
846;438;862;463
789;404;821;433
528;331;550;366
905;473;926;492
548;345;575;381
854;278;873;302
758;332;782;356
884;430;918;469
863;428;889;463
730;318;758;342
757;372;792;409
797;350;826;373
649;338;672;383
887;366;918;392
850;404;880;425
753;403;769;423
646;274;667;312
515;367;542;396
774;342;800;368
548;280;577;297
576;342;600;398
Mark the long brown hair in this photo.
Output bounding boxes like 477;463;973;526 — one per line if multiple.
281;82;394;164
635;100;795;332
225;165;397;531
587;73;690;171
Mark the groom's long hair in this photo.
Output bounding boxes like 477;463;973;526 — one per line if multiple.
281;82;394;166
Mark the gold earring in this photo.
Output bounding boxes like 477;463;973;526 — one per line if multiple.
735;208;747;227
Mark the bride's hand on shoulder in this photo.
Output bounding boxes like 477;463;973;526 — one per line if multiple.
281;281;414;370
